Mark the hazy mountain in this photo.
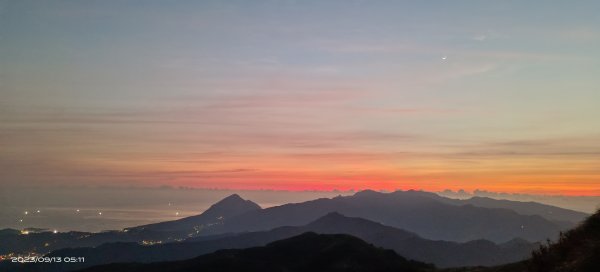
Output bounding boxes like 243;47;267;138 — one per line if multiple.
440;196;588;224
2;213;538;271
77;232;434;272
186;190;568;243
350;190;586;224
131;194;261;232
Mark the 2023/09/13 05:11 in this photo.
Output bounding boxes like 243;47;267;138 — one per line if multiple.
11;256;85;263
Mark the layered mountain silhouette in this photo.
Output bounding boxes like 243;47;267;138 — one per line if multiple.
3;190;579;259
139;190;571;243
1;192;596;272
4;213;538;272
28;210;600;272
77;232;434;272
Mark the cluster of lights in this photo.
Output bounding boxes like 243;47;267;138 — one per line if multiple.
141;240;163;245
20;229;58;235
24;210;42;215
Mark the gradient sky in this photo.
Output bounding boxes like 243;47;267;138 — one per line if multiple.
1;1;600;195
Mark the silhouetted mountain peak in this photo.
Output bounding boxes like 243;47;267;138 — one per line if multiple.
304;212;418;241
305;212;361;228
307;212;369;225
391;189;442;199
353;189;383;197
316;211;345;219
469;196;493;201
203;194;261;218
210;194;246;208
127;194;261;232
354;189;443;202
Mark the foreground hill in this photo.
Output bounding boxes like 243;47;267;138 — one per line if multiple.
528;209;600;272
78;232;434;272
154;190;567;243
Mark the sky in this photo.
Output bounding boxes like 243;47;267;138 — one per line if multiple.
1;1;600;195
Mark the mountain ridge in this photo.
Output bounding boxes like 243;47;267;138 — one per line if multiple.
204;190;568;243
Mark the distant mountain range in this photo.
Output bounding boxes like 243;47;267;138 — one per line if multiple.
133;190;581;243
437;195;587;224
